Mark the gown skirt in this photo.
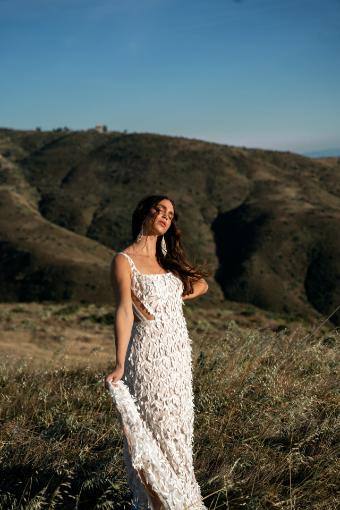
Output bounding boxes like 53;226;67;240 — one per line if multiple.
107;252;207;509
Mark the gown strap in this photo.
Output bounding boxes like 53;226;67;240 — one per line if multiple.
118;251;138;275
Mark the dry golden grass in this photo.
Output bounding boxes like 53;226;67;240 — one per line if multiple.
0;303;338;509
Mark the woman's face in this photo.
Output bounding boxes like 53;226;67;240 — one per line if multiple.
149;199;175;234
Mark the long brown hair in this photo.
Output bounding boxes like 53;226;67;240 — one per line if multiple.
131;194;209;295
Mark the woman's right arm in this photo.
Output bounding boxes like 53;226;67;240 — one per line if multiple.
105;253;134;387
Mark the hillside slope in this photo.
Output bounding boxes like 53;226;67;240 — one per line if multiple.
0;128;339;323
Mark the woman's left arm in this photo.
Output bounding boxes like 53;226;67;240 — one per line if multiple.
182;278;209;301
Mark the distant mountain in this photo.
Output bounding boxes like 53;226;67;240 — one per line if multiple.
1;127;340;325
303;148;340;158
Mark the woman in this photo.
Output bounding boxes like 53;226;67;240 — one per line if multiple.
105;194;209;510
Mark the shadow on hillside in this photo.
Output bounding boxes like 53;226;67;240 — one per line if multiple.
212;203;270;298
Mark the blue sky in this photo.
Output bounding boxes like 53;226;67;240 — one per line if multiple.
1;0;339;153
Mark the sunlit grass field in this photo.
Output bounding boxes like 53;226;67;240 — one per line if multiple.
0;303;338;509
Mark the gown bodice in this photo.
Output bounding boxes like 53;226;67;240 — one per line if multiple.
118;251;186;324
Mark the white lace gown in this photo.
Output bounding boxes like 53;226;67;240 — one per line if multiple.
107;251;207;510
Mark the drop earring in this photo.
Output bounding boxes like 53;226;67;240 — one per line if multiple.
136;222;144;242
161;235;167;256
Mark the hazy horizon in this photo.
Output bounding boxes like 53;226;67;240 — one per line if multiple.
1;123;340;158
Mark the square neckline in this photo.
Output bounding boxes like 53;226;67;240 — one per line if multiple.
119;251;172;277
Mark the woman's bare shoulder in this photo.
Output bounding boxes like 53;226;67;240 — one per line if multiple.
109;253;132;290
110;249;131;272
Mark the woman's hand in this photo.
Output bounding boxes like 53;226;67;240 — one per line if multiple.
105;364;125;389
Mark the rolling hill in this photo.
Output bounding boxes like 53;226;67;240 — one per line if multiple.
0;127;339;324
